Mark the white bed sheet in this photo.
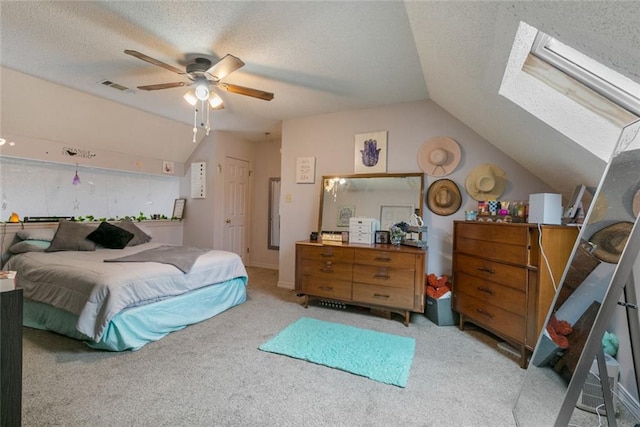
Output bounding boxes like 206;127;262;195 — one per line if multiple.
4;243;247;341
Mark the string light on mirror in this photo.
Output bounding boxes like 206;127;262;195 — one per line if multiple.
324;177;346;201
183;80;224;143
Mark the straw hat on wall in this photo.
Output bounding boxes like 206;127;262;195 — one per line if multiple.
417;137;461;177
427;179;462;216
589;221;633;263
465;163;507;201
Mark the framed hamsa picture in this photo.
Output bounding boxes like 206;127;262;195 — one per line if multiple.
354;131;387;174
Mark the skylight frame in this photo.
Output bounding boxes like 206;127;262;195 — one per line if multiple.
531;32;640;117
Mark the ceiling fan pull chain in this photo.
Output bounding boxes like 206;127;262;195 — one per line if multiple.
205;100;211;136
192;106;198;143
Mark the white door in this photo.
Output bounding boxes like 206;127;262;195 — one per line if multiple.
223;157;250;263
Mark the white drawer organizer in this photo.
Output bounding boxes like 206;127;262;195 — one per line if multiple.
349;217;380;244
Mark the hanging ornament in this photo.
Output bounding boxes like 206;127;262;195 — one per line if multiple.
72;164;81;185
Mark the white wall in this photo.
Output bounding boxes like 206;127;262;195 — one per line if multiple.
0;156;179;221
250;139;281;269
182;131;275;257
278;100;553;288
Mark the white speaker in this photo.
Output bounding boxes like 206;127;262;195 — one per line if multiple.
576;353;619;415
528;193;562;225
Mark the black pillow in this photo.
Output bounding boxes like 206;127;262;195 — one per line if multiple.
46;220;97;252
87;222;134;249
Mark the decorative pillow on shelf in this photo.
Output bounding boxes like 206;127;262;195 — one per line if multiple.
16;228;56;242
117;219;152;246
87;222;134;249
45;220;96;252
9;239;51;254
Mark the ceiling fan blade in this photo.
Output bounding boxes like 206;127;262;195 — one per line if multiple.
206;54;244;81
137;82;189;91
124;50;184;75
218;83;274;101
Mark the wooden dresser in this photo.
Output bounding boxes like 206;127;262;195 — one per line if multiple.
452;221;578;367
295;241;426;325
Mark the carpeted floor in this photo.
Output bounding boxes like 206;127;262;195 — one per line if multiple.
19;267;627;426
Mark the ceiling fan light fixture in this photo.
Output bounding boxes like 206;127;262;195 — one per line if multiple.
208;93;223;109
183;90;198;106
194;83;209;101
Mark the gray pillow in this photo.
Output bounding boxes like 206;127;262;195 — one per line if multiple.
117;219;152;246
17;228;56;241
45;220;96;252
9;240;51;254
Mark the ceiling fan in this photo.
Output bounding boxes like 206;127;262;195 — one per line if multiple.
124;50;274;106
125;50;274;141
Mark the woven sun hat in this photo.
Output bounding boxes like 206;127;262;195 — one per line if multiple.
427;179;462;216
417;136;461;177
465;163;507;201
589;221;633;264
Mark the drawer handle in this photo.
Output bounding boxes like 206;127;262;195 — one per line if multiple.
373;274;390;280
373;293;390;299
476;308;494;319
477;286;494;295
374;257;392;262
319;286;334;291
477;266;495;274
320;268;334;274
321;253;335;258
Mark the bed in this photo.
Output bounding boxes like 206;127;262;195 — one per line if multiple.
2;219;248;351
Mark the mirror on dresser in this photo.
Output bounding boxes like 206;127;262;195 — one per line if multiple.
318;173;425;234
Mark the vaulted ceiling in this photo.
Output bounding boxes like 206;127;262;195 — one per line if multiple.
1;1;639;196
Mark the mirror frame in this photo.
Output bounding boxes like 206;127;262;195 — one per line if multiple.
513;118;640;426
317;172;425;233
268;177;281;250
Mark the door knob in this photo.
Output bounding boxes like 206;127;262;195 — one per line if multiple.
225;219;231;223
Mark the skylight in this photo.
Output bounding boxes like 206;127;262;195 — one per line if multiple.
499;22;639;161
531;33;640;117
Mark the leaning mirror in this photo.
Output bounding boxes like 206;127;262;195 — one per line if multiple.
513;118;640;426
318;173;424;234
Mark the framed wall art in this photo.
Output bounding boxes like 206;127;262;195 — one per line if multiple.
172;198;186;220
337;205;355;227
296;156;316;183
354;131;387;174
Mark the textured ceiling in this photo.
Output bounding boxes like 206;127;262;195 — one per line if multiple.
0;1;427;142
1;1;639;198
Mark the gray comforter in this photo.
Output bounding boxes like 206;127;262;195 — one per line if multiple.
4;243;247;341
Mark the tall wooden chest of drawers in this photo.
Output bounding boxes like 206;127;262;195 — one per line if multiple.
452;221;578;367
295;241;426;325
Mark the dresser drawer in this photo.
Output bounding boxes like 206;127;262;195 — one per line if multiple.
353;265;414;288
355;250;416;268
299;245;354;263
455;272;526;314
455;253;527;290
455;222;528;245
301;277;352;300
301;259;353;279
353;282;413;309
455;293;526;342
456;237;528;265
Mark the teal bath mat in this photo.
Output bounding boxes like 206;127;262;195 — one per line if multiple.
259;317;415;387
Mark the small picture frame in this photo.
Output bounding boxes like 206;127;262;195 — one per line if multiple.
172;198;186;220
375;230;390;244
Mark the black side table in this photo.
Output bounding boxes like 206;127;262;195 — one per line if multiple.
1;287;23;427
